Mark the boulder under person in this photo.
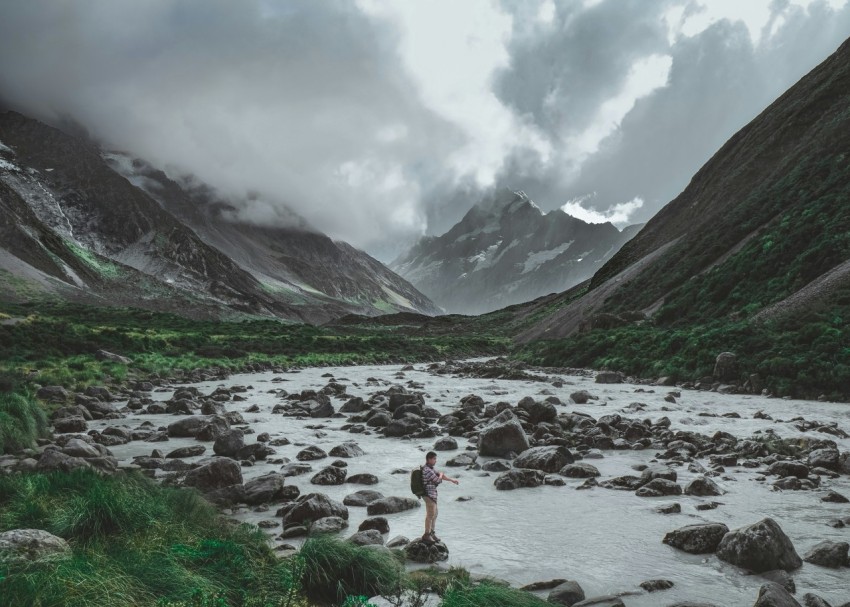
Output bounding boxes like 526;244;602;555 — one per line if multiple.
421;451;459;543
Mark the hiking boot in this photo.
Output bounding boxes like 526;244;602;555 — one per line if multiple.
430;531;442;543
420;533;435;544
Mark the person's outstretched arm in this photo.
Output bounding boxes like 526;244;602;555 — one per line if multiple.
439;471;460;485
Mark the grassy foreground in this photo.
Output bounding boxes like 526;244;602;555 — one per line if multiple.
0;470;547;607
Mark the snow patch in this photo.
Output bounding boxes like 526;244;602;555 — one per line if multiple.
380;285;414;310
0;139;13;154
467;240;502;272
0;158;20;172
522;241;574;274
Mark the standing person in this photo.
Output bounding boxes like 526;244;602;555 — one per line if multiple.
421;451;459;544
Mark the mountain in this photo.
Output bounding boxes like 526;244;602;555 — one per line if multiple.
391;188;640;315
0;111;439;322
519;35;850;344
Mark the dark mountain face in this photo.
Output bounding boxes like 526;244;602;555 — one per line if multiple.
0;111;439;322
521;35;850;342
392;188;639;315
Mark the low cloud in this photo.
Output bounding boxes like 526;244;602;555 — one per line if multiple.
561;195;644;227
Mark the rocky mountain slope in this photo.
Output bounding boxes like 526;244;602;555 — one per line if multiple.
392;188;640;315
0;111;439;322
518;35;850;344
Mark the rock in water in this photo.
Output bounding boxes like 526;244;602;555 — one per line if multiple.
513;446;574;473
663;523;730;554
716;518;802;572
547;580;586;605
183;457;243;492
494;469;546;490
404;538;449;563
752;582;802;607
802;540;849;568
478;411;530;457
277;493;349;526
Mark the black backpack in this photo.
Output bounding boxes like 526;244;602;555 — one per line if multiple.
410;466;426;498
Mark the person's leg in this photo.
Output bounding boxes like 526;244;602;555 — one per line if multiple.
423;497;436;539
430;499;440;540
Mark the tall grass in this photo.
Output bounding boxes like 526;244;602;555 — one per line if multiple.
0;390;49;454
441;582;552;607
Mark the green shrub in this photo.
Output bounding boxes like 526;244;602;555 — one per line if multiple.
0;390;49;454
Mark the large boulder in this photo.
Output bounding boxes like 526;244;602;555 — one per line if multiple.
494;469;546;491
404;538;449;563
343;490;385;507
713;352;738;382
311;516;348;534
548;580;586;606
807;448;840;471
663;523;729;554
278;493;348;526
384;414;424;437
61;438;100;459
183;457;243;493
311;466;348;485
560;463;600;478
296;446;328;461
752;583;802;607
349;529;385;546
684;476;724;496
167;416;210;438
367;496;420;515
0;529;71;564
37;386;69;402
766;461;809;479
478;411;530;457
518;398;557;424
716;518;802;573
513;446;574;473
53;416;88;433
37;449;90;473
802;540;849;568
243;473;289;505
636;478;682;497
213;429;245;457
329;442;365;458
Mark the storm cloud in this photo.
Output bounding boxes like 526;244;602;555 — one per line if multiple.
0;0;848;259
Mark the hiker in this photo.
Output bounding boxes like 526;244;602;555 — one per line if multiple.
421;451;458;544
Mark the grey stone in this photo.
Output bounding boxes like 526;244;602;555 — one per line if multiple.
663;523;730;554
478;411;530;457
716;518;802;573
547;580;586;606
802;540;849;568
183;457;243;493
513;446;574;473
367;496;420;515
0;529;71;564
753;583;802;607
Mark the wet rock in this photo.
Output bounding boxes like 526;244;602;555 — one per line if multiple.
384;414;424;437
434;437;458;451
329;442;365;458
366;412;391;427
311;516;348;533
213;429;245;457
358;517;390;534
595;371;623;384
656;503;681;514
639;579;674;592
560;463;600;478
243;473;289;505
311;466;347;485
386;535;409;548
296;446;327;461
404;538;449;563
520;579;568;592
570;390;596;404
684;476;724;496
546;581;586;605
340;397;367;413
481;460;511;472
801;594;832;607
518;398;557;424
572;596;625;607
278;493;348;526
37;386;69;402
802;540;849;568
204;484;246;507
641;466;677;483
61;438;100;458
821;491;849;503
280;463;313;477
184;457;243;492
37;449;90;473
599;476;643;491
759;570;795;594
349;529;384;546
494;469;546;490
807;448;840;471
446;452;477;467
346;473;379;485
716;518;802;572
0;529;71;564
663;523;730;554
194;416;230;441
53;416;87;433
753;583;802;607
167;416;210;438
636;478;682;497
513;445;574;473
713;352;738;382
367;496;420;515
478;411;530;457
767;461;810;479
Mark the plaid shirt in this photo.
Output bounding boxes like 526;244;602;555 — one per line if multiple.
421;464;441;501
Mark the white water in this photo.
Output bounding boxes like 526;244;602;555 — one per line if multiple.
91;362;850;606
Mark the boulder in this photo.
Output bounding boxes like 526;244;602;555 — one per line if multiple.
547;580;586;606
183;458;243;493
572;597;625;607
61;438;100;458
367;496;420;515
95;349;131;364
560;463;600;478
513;446;574;473
663;523;730;554
518;399;557;424
296;446;327;461
594;371;623;384
434;437;458;451
384;414;424;437
801;594;832;607
53;416;87;433
243;473;289;505
278;493;348;526
311;516;348;533
802;540;849;568
213;429;245;457
166;445;206;458
36;386;69;402
36;450;90;473
349;529;384;546
481;460;512;473
280;463;314;477
494;469;546;491
713;352;738;382
404;538;449;563
716;518;802;572
167;416;210;438
478;411;530;457
343;490;385;507
358;517;390;535
570;390;595;404
346;473;379;485
766;461;810;479
329;442;365;458
311;466;348;485
807;448;840;471
0;529;71;564
684;476;724;496
636;478;682;497
340;397;367;413
752;583;802;607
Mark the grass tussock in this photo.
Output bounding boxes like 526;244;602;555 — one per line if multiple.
440;581;551;607
0;390;49;454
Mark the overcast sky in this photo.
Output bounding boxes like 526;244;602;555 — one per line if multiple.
1;0;849;260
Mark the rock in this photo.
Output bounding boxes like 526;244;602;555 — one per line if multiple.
358;517;390;534
513;446;574;473
716;518;802;573
820;491;848;503
0;529;71;564
61;438;100;458
243;473;289;505
560;463;600;478
494;469;546;490
684;476;724;496
37;449;90;473
37;386;69;402
278;493;348;526
641;466;677;483
343;490;385;507
572;596;625;607
446;452;477;467
595;371;623;384
311;466;348;485
753;583;802;607
807;448;840;471
518;399;557;424
213;429;245;457
639;579;674;592
663;523;730;554
434;437;458;451
656;503;681;514
759;570;796;594
346;473;379;485
167;416;210;438
311;516;348;533
204;484;246;507
280;463;313;477
570;390;595;404
547;580;586;606
801;594;832;607
713;352;738;382
767;461;810;479
636;478;682;497
384;414;424;437
404;538;449;563
386;535;409;548
478;411;530;457
340;397;367;413
367;496;420;515
481;460;512;472
53;416;87;433
95;349;131;364
349;529;384;546
329;442;365;458
802;540;849;568
296;446;327;461
166;445;206;458
183;457;243;493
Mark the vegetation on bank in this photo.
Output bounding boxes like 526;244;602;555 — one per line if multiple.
0;470;546;607
0;391;49;454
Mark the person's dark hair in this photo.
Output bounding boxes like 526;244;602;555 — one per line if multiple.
425;451;437;460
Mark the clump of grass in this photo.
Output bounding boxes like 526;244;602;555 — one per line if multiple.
298;534;405;604
0;390;49;454
441;581;551;607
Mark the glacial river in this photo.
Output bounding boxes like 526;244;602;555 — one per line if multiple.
91;361;850;606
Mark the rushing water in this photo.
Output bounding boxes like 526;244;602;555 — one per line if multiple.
91;361;850;606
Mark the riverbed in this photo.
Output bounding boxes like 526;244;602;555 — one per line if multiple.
91;361;850;606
